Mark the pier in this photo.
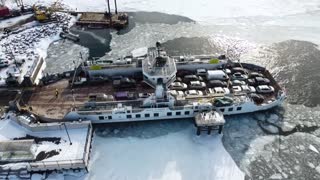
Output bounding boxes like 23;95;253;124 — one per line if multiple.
194;111;225;135
74;0;128;29
0;115;93;178
76;12;128;29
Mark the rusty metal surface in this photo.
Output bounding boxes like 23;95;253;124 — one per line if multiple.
26;79;153;119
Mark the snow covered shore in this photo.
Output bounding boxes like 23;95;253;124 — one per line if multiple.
0;13;75;86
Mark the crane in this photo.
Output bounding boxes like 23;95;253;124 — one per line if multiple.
105;0;118;15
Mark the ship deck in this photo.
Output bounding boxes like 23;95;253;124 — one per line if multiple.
22;63;281;121
24;79;154;120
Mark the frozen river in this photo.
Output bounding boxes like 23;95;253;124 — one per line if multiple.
4;0;320;179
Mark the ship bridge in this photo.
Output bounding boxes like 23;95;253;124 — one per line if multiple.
141;43;177;108
142;46;177;88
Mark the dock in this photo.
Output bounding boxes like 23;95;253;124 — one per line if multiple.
74;0;128;29
0;114;93;178
194;111;225;135
76;12;128;29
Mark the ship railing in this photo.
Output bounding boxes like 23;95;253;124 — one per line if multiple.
169;106;185;110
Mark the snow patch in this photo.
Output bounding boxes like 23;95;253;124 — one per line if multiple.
131;47;148;57
269;173;282;179
282;122;296;132
0;14;33;29
316;165;320;174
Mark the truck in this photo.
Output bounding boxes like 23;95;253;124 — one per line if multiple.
206;70;229;80
0;5;33;20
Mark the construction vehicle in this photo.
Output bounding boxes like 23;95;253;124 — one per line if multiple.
33;0;63;22
0;0;33;19
33;5;52;22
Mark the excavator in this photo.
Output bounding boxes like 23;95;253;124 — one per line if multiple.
33;0;63;22
33;5;52;21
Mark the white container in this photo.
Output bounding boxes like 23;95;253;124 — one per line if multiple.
206;70;228;80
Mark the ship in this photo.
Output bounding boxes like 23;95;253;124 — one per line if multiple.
22;42;286;124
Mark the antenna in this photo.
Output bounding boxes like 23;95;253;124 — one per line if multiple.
156;42;161;56
114;0;118;14
106;0;111;15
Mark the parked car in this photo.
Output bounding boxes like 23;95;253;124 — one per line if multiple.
255;77;270;85
223;87;231;94
170;82;187;90
189;81;206;89
249;93;265;104
206;70;229;80
232;72;248;81
0;60;9;68
256;85;274;94
114;91;136;100
207;80;228;88
232;67;247;74
175;77;183;82
183;75;203;83
138;93;151;98
113;77;136;88
196;69;207;76
88;93;114;101
249;72;264;78
208;87;228;95
224;68;232;75
213;96;234;107
232;80;246;86
169;90;185;97
241;85;256;93
249;86;256;93
241;85;250;93
232;86;242;93
185;90;203;97
177;70;193;77
247;78;256;86
90;75;109;84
